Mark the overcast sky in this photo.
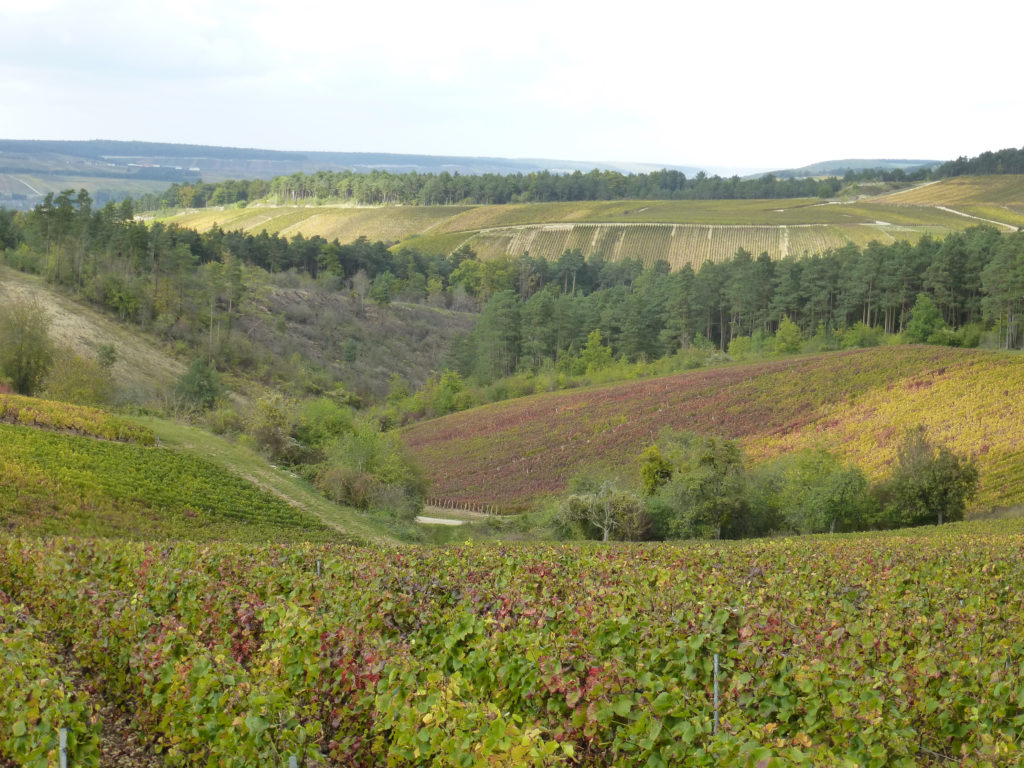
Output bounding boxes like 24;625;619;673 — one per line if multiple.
2;0;1021;173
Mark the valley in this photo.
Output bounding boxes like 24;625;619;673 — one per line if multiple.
2;147;1024;765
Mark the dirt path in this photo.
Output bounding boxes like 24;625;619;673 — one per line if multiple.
50;638;166;767
935;205;1018;231
416;515;465;526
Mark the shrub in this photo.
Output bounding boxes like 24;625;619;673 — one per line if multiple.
0;299;54;396
41;347;113;407
880;426;979;527
175;359;222;411
246;394;299;463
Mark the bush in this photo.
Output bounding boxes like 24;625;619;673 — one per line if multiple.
840;321;884;349
879;426;979;527
206;405;243;435
246;394;299;463
40;347;113;407
175;359;222;411
0;299;54;396
316;464;378;509
773;315;803;355
560;481;650;542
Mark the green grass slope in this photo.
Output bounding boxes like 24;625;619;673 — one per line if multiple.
400;346;1024;513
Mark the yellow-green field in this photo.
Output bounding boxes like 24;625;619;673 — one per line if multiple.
159;204;470;243
154;176;1024;267
874;175;1024;207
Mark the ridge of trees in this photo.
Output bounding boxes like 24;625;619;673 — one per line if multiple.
133;145;1024;211
139;168;843;209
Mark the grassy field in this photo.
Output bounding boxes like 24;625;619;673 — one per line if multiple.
400;346;1024;513
151;179;1024;269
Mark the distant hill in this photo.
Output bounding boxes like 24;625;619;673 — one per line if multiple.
0;139;706;210
764;158;940;179
158;182;1020;271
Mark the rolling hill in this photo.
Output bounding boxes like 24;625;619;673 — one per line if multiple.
0;139;706;211
156;176;1023;270
400;346;1024;514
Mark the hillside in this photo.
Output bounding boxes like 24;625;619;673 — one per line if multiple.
155;182;1021;270
0;139;703;210
0;395;346;542
873;175;1024;229
0;265;474;404
0;265;186;404
400;346;1024;513
0;392;403;543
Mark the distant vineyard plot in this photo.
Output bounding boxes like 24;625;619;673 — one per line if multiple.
159;205;469;243
401;347;1024;513
463;223;844;268
873;175;1024;230
153;185;1016;268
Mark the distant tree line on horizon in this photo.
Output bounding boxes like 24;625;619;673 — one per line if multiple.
137;169;843;209
132;145;1024;210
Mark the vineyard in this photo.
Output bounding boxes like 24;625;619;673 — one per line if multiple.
154;193;994;269
1;522;1021;766
0;423;345;543
159;205;467;244
0;393;155;444
401;347;1024;511
465;223;867;270
873;175;1024;209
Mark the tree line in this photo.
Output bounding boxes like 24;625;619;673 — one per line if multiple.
139;169;844;209
447;225;1024;387
132;145;1024;211
559;426;978;542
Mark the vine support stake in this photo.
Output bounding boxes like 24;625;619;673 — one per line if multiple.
289;756;298;768
316;559;321;577
59;728;67;768
713;653;720;736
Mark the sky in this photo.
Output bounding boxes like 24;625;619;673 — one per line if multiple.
2;0;1022;174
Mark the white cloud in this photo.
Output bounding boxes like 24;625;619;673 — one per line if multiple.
1;0;1022;169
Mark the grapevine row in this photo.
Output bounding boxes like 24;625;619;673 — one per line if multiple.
1;525;1021;766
